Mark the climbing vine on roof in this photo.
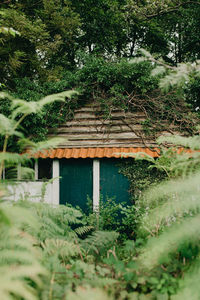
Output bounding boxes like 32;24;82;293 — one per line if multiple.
72;55;198;138
0;55;198;150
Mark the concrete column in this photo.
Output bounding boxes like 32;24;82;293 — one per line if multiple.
34;160;38;180
93;159;100;212
17;163;22;180
52;159;60;205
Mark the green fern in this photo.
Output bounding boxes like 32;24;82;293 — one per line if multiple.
82;231;119;256
0;90;78;179
41;239;81;263
15;202;83;242
75;225;94;237
136;135;200;298
0;204;46;300
0;90;78;119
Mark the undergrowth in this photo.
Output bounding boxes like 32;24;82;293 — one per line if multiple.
2;138;200;299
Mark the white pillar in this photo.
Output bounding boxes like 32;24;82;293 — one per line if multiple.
2;167;5;180
34;160;38;180
93;159;100;212
52;159;60;206
17;163;22;180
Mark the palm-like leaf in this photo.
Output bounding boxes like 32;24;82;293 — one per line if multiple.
18;137;64;154
0;114;23;137
11;90;78;119
38;90;78;107
0;152;29;165
0;90;78;120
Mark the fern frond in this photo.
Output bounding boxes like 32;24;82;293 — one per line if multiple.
9;50;25;70
18;137;64;154
0;90;78;120
82;231;119;255
38;90;78;107
75;226;94;236
20;166;35;179
37;215;65;240
11;90;78;119
17;202;83;241
139;214;200;269
139;48;153;59
11;99;40;119
0;261;45;300
140;171;200;230
0;114;23;137
41;239;80;262
0;204;46;300
0;152;29;165
151;65;166;77
158;135;200;150
2;204;38;229
159;63;193;93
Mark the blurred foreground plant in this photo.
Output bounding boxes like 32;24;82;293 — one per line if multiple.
0;90;77;179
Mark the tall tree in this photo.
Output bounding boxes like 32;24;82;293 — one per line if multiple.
1;0;200;87
0;0;80;84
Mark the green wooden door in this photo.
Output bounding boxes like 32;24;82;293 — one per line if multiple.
100;158;130;204
60;158;93;212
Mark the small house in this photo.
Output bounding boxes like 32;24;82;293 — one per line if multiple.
7;101;181;210
30;102;165;211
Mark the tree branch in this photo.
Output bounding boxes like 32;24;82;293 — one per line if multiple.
144;1;200;19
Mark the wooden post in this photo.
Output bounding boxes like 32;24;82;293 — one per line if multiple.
17;163;22;180
52;159;59;205
93;159;100;212
34;160;38;181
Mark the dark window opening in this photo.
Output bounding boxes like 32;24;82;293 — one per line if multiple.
4;167;17;180
38;158;52;180
4;160;35;180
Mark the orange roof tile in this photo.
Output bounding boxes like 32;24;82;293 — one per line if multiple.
33;147;160;159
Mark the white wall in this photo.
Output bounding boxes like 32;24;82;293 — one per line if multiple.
6;158;100;210
6;181;54;204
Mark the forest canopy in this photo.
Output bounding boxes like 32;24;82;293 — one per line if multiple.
1;0;200;84
1;0;200;149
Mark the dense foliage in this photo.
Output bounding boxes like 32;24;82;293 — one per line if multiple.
0;56;197;151
2;141;200;300
1;0;200;149
1;0;200;299
1;86;200;299
1;0;200;86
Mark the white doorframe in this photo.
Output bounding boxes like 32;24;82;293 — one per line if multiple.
52;159;59;206
34;159;38;180
35;158;100;209
93;159;100;211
